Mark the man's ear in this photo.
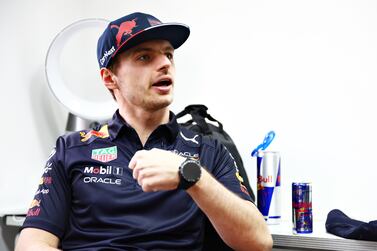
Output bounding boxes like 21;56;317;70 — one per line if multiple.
100;68;118;90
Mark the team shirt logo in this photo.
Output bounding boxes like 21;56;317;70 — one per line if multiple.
26;207;41;217
27;208;41;217
27;199;42;217
83;176;122;185
91;146;117;162
35;188;49;195
171;149;199;160
39;177;52;185
43;162;52;174
226;147;250;196
84;166;123;176
29;199;41;208
180;131;199;144
236;171;249;195
47;148;56;160
80;125;109;142
82;166;123;186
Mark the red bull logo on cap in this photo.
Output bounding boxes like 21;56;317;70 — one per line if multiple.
111;19;137;47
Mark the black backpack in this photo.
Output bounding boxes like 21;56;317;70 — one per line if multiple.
176;104;255;201
177;105;255;250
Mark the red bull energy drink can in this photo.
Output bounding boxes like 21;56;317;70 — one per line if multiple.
292;182;313;234
257;151;281;224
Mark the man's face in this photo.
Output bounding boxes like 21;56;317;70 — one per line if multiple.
112;40;176;112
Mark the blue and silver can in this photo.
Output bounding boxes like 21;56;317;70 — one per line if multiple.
292;182;313;234
257;151;281;224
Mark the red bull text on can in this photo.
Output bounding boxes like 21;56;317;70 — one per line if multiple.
292;182;313;234
257;151;281;224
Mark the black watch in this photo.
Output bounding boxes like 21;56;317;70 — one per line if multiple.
178;159;202;190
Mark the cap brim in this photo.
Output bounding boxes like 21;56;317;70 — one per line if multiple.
110;23;190;64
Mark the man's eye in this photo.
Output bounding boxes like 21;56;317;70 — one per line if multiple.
138;55;150;61
166;53;174;60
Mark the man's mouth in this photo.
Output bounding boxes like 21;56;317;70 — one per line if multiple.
151;78;173;94
152;79;173;87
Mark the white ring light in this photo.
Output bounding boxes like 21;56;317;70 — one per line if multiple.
45;18;117;121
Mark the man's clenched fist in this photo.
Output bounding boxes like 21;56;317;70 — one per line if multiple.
128;148;186;192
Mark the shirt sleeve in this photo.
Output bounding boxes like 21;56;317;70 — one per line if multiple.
21;136;71;239
201;138;252;202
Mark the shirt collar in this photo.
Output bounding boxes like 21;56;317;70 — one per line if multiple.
108;110;179;143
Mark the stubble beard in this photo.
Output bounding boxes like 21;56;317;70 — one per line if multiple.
142;95;173;112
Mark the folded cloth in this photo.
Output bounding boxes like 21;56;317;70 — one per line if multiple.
326;209;377;241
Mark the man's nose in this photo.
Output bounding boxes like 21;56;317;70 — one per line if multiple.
157;54;172;72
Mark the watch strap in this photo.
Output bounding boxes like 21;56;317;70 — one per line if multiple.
178;159;201;190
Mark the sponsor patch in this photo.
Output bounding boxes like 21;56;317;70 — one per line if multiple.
43;162;52;174
171;149;199;160
29;199;41;208
83;166;123;176
110;19;137;46
80;125;109;142
91;146;117;162
47;148;56;161
27;208;41;217
99;46;115;66
236;171;250;196
240;184;249;195
39;177;52;185
179;131;199;144
35;188;49;195
236;172;244;183
83;176;122;185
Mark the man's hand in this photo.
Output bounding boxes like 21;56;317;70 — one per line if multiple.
128;148;186;192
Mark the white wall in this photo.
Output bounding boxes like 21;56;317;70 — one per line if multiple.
1;0;377;225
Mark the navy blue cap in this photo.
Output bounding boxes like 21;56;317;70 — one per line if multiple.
97;12;190;69
326;209;377;241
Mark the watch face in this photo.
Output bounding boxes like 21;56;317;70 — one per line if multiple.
183;162;201;181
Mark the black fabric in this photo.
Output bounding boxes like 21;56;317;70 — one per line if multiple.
326;209;377;241
177;104;255;251
176;104;255;202
22;110;252;250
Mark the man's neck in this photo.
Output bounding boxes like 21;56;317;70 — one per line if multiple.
119;106;170;146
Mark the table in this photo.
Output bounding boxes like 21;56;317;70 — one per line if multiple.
0;208;26;226
2;212;377;250
269;220;377;251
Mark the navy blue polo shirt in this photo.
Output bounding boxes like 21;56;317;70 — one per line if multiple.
22;110;251;250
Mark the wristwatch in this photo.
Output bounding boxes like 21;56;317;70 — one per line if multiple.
178;158;202;190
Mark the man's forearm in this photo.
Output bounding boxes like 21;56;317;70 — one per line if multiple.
16;244;61;251
16;228;61;251
187;169;273;251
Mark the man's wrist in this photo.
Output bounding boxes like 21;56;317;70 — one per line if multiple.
177;158;202;190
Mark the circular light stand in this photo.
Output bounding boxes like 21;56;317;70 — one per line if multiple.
45;18;117;128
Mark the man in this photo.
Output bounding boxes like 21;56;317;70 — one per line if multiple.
16;12;272;251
